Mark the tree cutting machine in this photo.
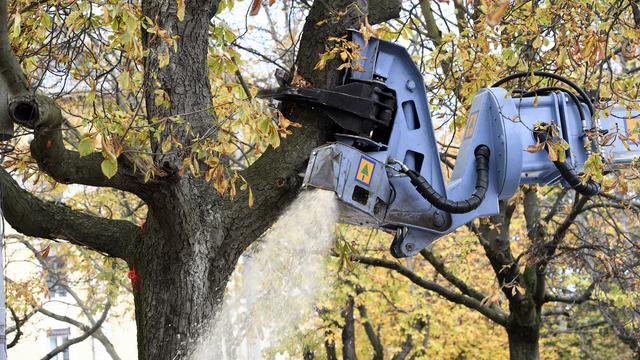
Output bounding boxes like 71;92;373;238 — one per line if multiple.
269;32;640;258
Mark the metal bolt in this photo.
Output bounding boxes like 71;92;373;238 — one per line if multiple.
405;243;415;252
406;80;416;92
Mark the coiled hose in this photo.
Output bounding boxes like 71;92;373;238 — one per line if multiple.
533;127;600;197
554;161;600;196
400;145;491;214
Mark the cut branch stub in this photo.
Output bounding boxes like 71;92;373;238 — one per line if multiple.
8;94;39;128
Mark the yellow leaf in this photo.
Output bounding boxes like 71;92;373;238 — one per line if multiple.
177;0;185;21
159;48;170;69
526;142;545;153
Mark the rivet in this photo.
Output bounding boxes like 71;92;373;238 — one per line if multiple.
406;80;416;92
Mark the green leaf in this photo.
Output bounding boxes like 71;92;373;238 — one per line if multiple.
101;153;118;179
12;12;21;38
78;137;95;157
41;12;52;28
118;71;130;90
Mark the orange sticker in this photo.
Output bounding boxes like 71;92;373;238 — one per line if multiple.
356;157;375;186
463;112;479;140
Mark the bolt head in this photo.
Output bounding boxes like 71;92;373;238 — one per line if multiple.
405;243;415;252
406;80;416;91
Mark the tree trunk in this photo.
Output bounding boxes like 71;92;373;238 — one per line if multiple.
507;328;540;360
130;0;401;359
342;296;357;360
132;183;236;359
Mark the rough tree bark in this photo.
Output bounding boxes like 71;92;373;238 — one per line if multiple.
0;0;400;359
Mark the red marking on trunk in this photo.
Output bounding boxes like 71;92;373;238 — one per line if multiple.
128;267;142;292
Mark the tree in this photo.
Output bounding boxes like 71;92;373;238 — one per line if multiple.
5;234;132;360
0;0;400;359
1;1;638;359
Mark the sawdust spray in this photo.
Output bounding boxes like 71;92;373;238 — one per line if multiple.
191;189;338;360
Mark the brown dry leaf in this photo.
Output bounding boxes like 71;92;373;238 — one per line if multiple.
290;69;312;88
486;0;509;27
250;0;261;16
40;244;51;259
526;142;545;153
251;0;276;16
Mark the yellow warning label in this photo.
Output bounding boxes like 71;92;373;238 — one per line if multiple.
463;111;479;140
356;157;375;186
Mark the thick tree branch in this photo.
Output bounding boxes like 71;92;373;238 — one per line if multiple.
368;0;401;24
0;0;29;97
543;283;595;305
475;201;525;303
420;0;443;44
419;249;486;302
0;169;137;260
353;254;509;327
229;0;379;249
21;95;154;199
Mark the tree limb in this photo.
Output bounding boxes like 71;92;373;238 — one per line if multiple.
543;283;595;305
356;303;383;360
41;301;112;360
353;254;509;327
1;168;138;260
420;0;443;44
341;296;357;360
37;308;121;360
228;0;373;250
20;95;155;199
0;0;154;198
0;0;30;97
6;306;32;348
419;249;486;302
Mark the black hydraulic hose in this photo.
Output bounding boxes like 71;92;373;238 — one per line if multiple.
403;145;490;214
533;128;601;197
492;71;595;117
554;160;600;196
516;86;586;123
